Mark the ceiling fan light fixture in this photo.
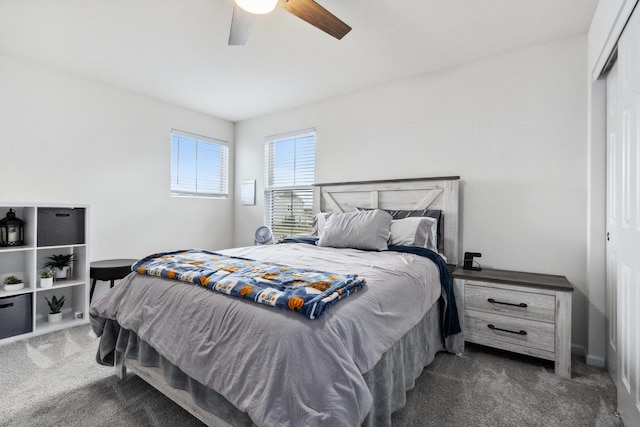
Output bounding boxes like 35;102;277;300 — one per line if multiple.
235;0;278;14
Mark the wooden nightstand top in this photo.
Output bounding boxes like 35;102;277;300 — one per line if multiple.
452;267;574;292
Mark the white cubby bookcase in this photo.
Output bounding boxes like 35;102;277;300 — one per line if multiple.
0;204;89;344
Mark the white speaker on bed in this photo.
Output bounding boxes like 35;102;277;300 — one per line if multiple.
254;226;274;245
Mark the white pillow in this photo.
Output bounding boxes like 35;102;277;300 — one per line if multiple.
389;217;438;252
312;212;333;238
318;209;392;251
423;216;438;252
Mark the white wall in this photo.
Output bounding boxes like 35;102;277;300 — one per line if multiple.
234;36;590;351
0;52;235;263
586;78;608;367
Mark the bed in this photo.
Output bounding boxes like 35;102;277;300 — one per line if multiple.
90;176;463;427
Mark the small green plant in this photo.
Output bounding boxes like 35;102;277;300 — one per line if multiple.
45;295;66;314
3;275;22;285
40;268;54;278
44;254;75;271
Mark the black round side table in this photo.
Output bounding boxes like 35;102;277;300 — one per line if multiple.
90;259;137;302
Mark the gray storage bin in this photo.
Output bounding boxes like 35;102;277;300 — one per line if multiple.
0;293;32;339
37;208;85;247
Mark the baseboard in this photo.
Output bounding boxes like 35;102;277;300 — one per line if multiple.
571;344;606;368
571;344;586;357
586;354;606;368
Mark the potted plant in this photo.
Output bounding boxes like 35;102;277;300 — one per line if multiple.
44;253;75;280
45;295;66;322
39;268;54;288
3;275;24;291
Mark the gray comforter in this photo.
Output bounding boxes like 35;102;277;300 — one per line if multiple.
90;243;445;427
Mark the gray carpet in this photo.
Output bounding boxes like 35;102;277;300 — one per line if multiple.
0;325;622;426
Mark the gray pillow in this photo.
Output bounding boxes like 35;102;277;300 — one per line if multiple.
318;209;392;251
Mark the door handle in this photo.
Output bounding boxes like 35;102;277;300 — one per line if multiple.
487;298;527;308
487;324;527;335
607;232;610;241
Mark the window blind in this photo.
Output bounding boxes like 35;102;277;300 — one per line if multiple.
171;129;229;198
265;129;315;237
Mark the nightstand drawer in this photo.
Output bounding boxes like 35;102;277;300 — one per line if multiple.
465;282;555;323
465;309;555;352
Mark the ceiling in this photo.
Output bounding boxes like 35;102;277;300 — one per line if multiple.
0;0;598;122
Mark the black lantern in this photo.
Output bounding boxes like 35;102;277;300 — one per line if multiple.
0;209;25;247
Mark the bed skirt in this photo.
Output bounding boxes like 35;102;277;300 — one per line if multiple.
96;301;462;427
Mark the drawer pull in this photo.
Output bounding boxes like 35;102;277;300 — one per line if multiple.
487;324;527;335
487;298;527;308
0;302;15;309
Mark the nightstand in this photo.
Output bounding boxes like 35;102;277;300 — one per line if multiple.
452;267;574;378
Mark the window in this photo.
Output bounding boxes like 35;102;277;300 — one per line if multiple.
171;129;229;198
265;129;315;238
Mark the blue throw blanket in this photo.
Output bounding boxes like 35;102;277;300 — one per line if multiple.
131;249;366;320
279;237;461;337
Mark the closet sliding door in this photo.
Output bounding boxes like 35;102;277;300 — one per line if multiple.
606;5;640;425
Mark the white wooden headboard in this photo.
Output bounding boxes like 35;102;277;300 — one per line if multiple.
313;176;460;265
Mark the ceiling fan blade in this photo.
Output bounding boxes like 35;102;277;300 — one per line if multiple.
278;0;351;40
229;4;256;46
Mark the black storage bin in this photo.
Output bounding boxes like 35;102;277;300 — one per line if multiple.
37;208;85;247
0;293;32;339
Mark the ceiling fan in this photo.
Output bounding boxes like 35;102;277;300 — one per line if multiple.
229;0;351;46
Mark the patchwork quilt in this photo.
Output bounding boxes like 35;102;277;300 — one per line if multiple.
131;249;366;319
